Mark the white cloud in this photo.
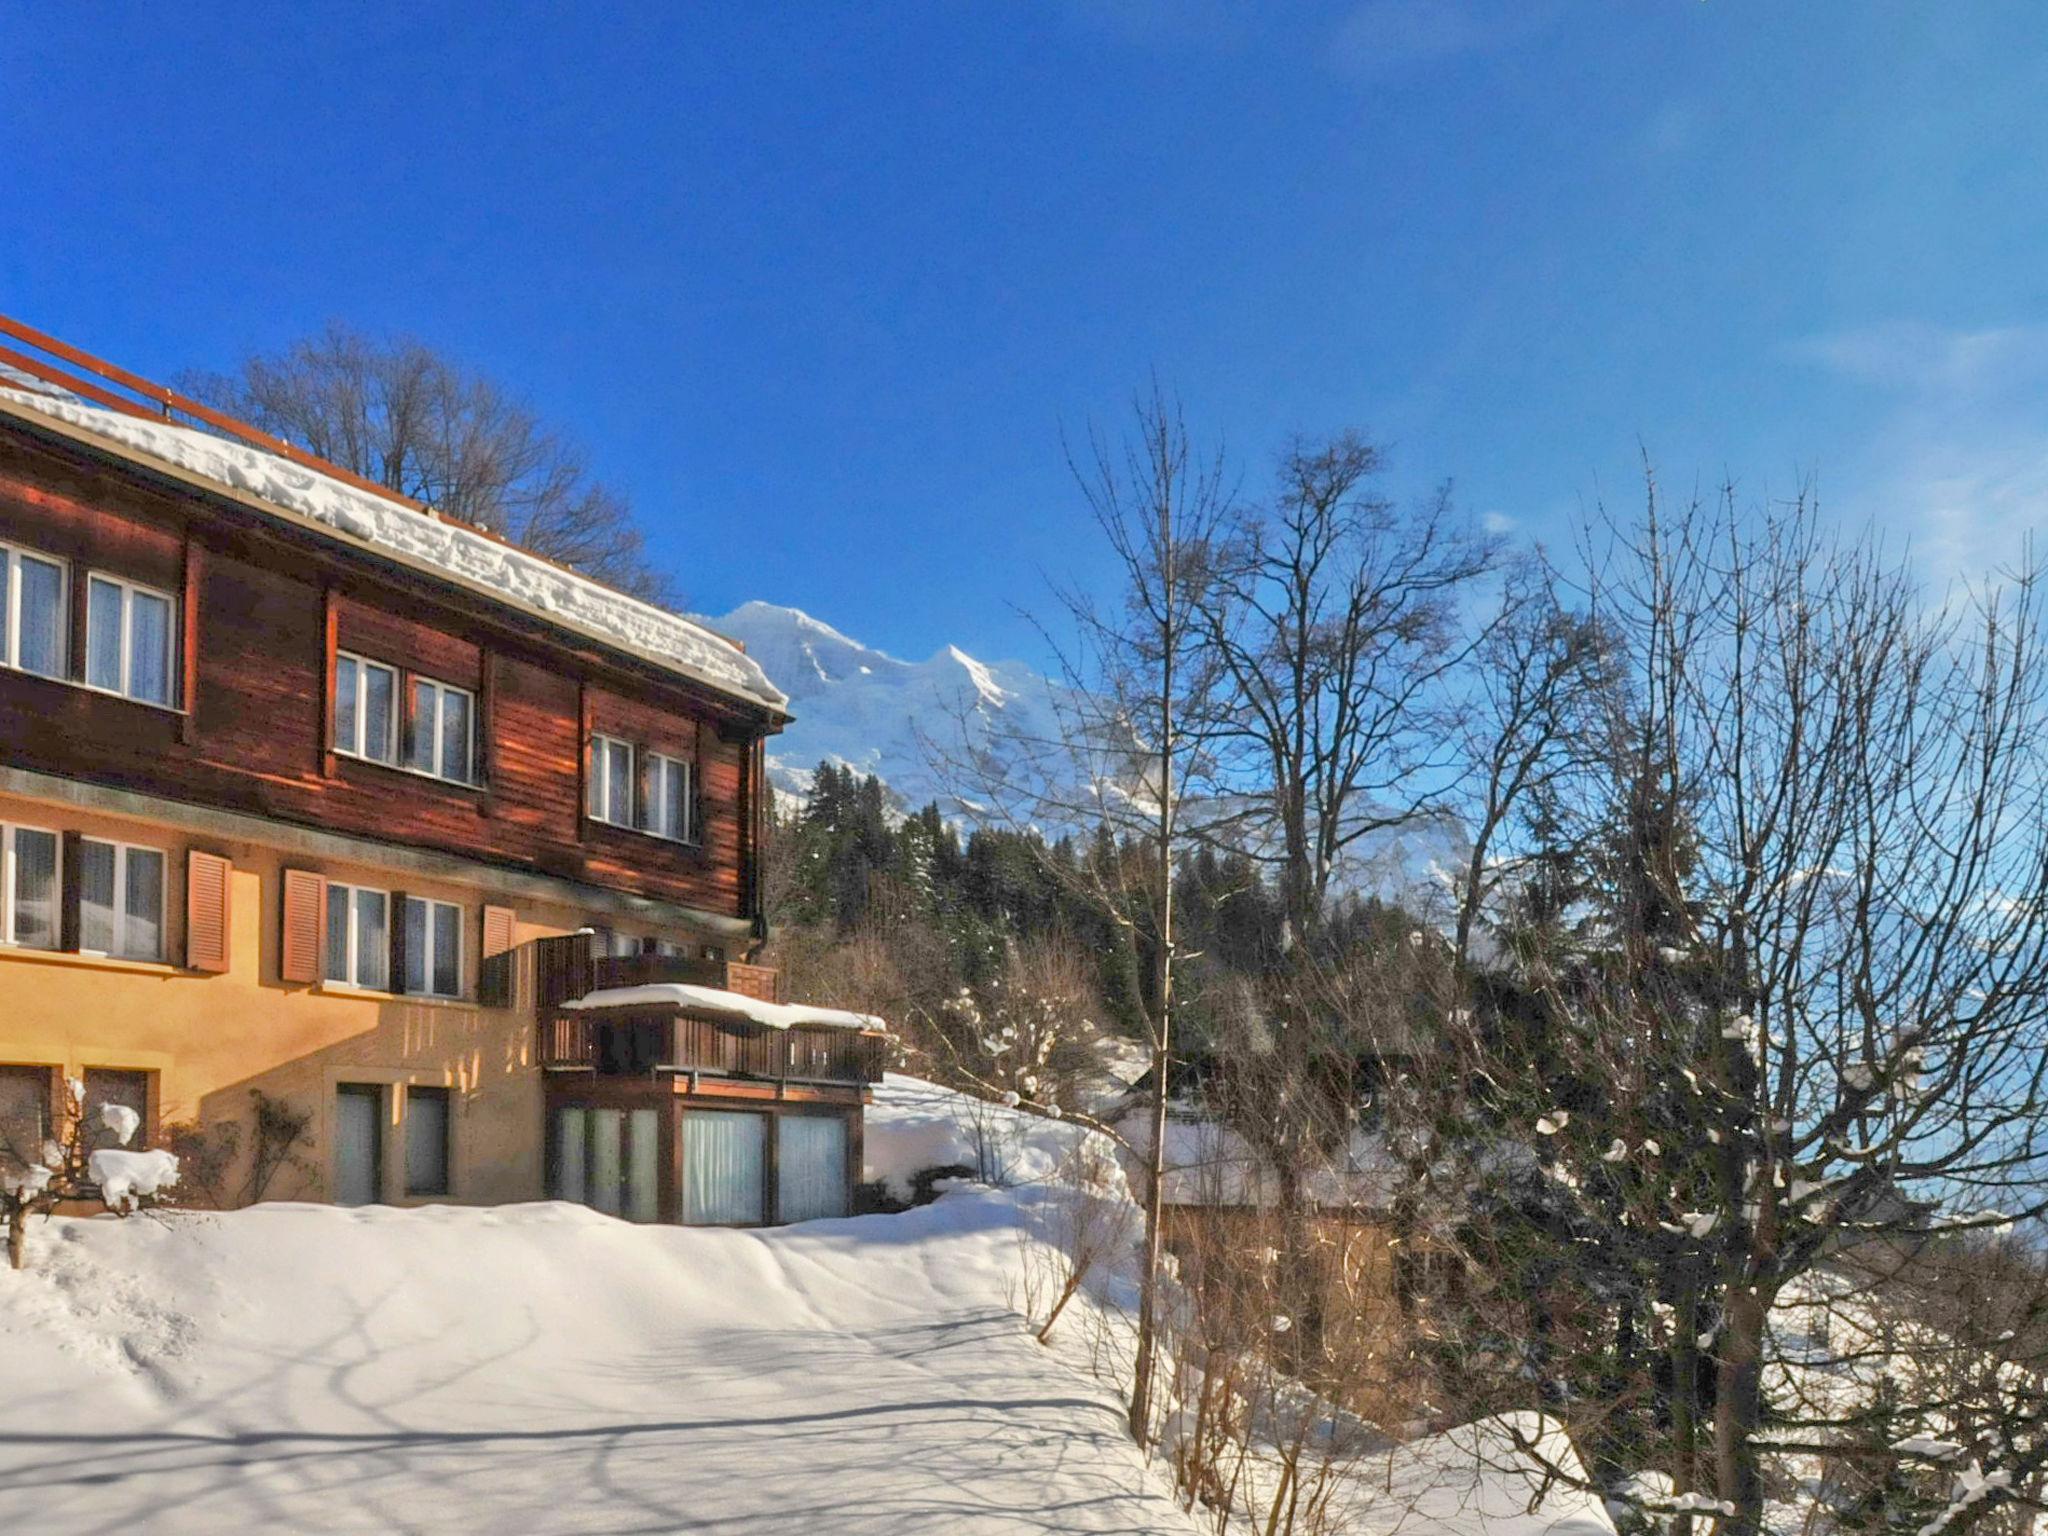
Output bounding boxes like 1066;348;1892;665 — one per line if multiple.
1787;320;2048;397
1327;0;1558;77
1481;510;1516;534
1787;321;2048;585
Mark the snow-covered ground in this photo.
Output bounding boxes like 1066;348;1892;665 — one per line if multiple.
0;1078;1610;1535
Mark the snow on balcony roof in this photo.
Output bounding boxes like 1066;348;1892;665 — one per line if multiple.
559;982;884;1033
0;386;789;713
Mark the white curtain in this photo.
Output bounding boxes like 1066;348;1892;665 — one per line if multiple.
16;554;62;677
627;1110;660;1223
682;1111;766;1225
11;827;57;948
777;1115;849;1223
130;589;172;705
553;1107;588;1203
590;1108;624;1216
79;839;116;954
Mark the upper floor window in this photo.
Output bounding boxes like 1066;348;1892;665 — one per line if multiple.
642;752;696;843
0;823;59;950
403;896;463;999
407;678;474;785
86;574;177;707
334;653;399;764
78;838;165;962
325;880;390;991
587;735;634;826
1;543;66;679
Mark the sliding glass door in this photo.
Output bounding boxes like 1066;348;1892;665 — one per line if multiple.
680;1110;767;1225
777;1114;850;1222
552;1105;661;1222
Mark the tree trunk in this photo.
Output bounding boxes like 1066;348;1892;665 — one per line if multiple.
1714;1284;1766;1536
7;1210;25;1271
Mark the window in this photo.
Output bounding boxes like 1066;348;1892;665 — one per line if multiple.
642;753;695;843
334;652;398;764
79;839;166;961
407;677;474;784
85;574;176;706
405;1086;451;1196
334;1084;383;1206
587;734;633;825
2;824;59;950
777;1114;851;1223
590;927;644;959
84;1068;149;1152
325;882;390;990
0;1065;54;1174
403;897;463;998
681;1110;767;1225
0;543;65;678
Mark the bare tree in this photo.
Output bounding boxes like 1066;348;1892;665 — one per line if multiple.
930;385;1230;1444
1431;487;2048;1536
183;323;671;600
1190;433;1498;949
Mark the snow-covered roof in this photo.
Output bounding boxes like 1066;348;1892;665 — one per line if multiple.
0;387;788;713
560;982;884;1033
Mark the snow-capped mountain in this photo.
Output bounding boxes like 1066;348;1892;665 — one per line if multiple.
708;601;1083;815
703;601;1469;915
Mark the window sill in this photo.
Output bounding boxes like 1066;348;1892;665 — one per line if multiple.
0;665;187;720
317;983;477;1009
584;818;704;854
0;946;184;978
334;751;484;795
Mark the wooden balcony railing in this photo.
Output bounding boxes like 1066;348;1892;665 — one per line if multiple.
508;932;786;1017
539;1009;888;1086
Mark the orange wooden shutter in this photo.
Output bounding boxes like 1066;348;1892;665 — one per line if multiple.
478;904;517;1008
280;868;325;983
185;850;232;973
482;905;516;957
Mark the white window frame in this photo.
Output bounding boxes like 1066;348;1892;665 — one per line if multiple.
403;896;465;999
85;572;178;707
642;752;696;843
77;837;167;962
407;677;476;784
588;734;634;826
0;822;61;951
334;652;399;764
325;880;392;991
0;541;67;677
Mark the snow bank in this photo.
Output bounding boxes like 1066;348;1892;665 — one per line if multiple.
0;1191;1190;1532
0;388;787;711
1340;1413;1616;1536
866;1073;1102;1201
560;982;882;1032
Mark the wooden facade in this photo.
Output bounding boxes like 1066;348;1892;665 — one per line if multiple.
0;424;780;921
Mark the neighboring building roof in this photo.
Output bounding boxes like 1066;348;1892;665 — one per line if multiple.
561;983;884;1033
0;386;790;715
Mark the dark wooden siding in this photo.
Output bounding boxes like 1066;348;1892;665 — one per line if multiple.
0;432;773;916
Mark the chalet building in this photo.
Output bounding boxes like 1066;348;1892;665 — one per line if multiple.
0;320;885;1225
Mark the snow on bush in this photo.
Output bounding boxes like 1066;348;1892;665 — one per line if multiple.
88;1149;179;1212
866;1073;1104;1201
99;1102;140;1147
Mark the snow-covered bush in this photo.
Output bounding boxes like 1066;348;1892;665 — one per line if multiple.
2;1079;179;1270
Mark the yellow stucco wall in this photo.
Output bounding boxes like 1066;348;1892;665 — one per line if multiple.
0;789;690;1208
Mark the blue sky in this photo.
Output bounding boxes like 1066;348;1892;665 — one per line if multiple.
4;2;2046;666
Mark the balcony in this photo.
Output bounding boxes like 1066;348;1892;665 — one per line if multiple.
518;932;887;1087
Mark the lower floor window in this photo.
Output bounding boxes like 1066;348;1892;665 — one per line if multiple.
326;883;390;990
84;1068;149;1151
334;1083;384;1206
0;1064;54;1173
405;1086;451;1196
403;897;462;998
2;825;58;950
80;840;165;961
